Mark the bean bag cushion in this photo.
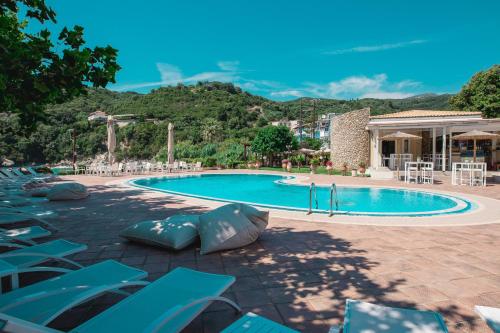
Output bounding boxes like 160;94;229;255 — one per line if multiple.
235;203;269;233
120;215;200;250
47;183;89;201
198;203;266;255
27;188;49;197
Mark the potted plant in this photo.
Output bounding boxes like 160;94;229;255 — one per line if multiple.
351;167;357;177
325;160;333;175
287;160;293;172
310;158;320;174
358;161;366;176
341;162;349;176
281;159;289;171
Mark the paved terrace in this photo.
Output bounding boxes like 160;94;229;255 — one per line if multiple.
27;171;500;332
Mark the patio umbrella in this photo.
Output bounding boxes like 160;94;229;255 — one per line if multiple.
380;131;421;157
167;123;175;164
452;130;500;162
107;116;116;164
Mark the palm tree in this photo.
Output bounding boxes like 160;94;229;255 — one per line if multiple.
201;118;223;142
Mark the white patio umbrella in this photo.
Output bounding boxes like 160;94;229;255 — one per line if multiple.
380;131;421;155
167;123;175;165
107;116;116;164
452;130;500;162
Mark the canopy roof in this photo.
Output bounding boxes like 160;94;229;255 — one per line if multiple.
452;130;500;140
380;131;422;140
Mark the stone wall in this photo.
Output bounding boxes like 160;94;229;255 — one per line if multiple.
330;108;370;169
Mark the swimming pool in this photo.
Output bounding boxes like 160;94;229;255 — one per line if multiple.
131;174;474;216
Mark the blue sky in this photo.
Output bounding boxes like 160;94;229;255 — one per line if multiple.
43;0;499;100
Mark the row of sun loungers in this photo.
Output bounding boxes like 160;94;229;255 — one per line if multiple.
1;167;499;332
79;160;202;176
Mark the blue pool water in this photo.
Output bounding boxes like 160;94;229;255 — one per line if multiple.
131;174;473;216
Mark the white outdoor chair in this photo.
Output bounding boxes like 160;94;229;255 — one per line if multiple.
421;162;434;184
405;162;419;183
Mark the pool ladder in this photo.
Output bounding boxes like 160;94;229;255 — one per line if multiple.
329;183;339;216
308;183;318;214
308;182;339;216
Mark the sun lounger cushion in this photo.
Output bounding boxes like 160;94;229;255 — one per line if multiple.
120;215;200;250
47;183;89;201
198;203;262;255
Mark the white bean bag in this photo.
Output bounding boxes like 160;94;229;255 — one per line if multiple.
47;183;89;201
120;215;200;250
198;203;267;255
235;203;269;233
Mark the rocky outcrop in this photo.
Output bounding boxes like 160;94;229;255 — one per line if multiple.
330;108;370;169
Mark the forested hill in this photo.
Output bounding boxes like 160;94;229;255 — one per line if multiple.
1;82;453;164
48;82;453;122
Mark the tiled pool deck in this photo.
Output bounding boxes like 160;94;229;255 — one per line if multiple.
32;171;500;332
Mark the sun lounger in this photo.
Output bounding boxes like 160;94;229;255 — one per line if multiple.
0;226;51;246
0;267;240;333
475;305;500;333
0;211;57;231
0;260;148;326
330;299;449;333
0;239;86;290
222;312;299;332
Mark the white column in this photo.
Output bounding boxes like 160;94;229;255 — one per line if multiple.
492;138;498;168
432;128;436;165
442;127;447;171
373;128;380;168
448;129;453;170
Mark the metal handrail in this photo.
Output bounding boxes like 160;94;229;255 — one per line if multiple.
308;182;318;214
329;183;339;216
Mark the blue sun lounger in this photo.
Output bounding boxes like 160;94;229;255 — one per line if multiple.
330;299;449;333
0;267;240;333
0;211;57;231
0;226;51;246
0;260;148;326
0;239;86;290
222;312;299;332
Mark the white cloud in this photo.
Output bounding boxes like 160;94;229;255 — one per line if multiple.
270;90;304;98
113;61;240;91
112;63;421;100
217;60;240;71
297;74;420;100
324;39;427;55
156;63;183;83
361;91;414;99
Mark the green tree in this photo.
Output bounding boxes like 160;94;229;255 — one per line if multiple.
301;137;322;150
0;0;120;130
251;126;298;163
450;65;500;118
